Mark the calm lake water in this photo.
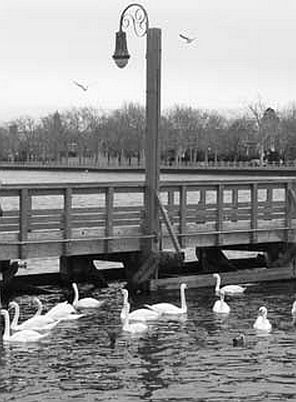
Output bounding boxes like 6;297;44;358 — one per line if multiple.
0;168;289;185
1;281;296;401
1;169;296;401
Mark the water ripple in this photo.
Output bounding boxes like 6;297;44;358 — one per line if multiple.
1;281;296;401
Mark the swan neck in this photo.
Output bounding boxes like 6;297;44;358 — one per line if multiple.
35;299;42;316
123;292;128;306
72;284;79;306
10;303;19;328
180;286;187;312
215;275;221;292
122;315;130;330
121;301;129;320
2;311;10;339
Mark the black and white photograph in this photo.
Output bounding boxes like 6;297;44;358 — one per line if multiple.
0;1;296;401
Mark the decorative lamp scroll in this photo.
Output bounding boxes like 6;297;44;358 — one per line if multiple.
112;3;149;68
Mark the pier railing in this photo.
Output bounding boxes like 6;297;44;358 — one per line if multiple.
1;159;296;170
0;178;295;261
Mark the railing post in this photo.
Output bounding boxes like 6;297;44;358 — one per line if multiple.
216;184;224;245
251;183;258;243
63;187;72;255
19;188;29;259
105;187;114;253
179;185;187;248
286;182;293;243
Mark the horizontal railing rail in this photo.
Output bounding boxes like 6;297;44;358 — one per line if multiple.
2;159;296;169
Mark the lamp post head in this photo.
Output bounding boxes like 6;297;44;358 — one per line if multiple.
113;30;130;68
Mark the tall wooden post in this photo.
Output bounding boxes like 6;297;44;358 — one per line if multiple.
144;27;161;253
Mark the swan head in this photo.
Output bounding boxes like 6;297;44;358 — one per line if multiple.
8;301;18;310
121;289;129;301
32;296;42;305
0;309;7;317
258;306;268;317
180;283;188;291
213;273;220;280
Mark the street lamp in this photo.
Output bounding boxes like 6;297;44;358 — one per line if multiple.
113;3;149;68
113;4;161;255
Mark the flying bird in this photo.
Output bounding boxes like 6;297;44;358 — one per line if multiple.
72;80;88;92
179;34;197;44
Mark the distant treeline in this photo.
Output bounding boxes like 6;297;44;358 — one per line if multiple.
1;100;296;166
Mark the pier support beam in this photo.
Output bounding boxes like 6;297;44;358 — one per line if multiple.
0;260;19;307
196;248;237;273
59;256;107;287
265;243;296;268
123;250;183;295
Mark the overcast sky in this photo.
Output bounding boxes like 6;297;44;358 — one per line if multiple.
1;0;296;122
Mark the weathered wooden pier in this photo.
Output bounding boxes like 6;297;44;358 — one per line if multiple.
1;176;296;295
2;4;296;297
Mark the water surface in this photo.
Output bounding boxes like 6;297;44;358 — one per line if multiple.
1;281;296;401
0;168;289;185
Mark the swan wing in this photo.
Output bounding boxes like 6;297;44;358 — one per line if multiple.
146;303;185;315
128;308;160;322
76;298;105;309
222;285;246;294
123;322;148;333
27;315;55;325
13;316;59;331
58;313;84;321
131;323;148;333
46;302;76;318
10;329;48;342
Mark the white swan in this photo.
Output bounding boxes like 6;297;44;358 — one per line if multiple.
122;304;148;334
72;283;105;309
9;301;60;332
1;309;48;342
253;306;272;332
34;297;84;321
213;273;246;295
212;291;230;314
291;301;296;316
120;289;161;322
145;283;188;315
